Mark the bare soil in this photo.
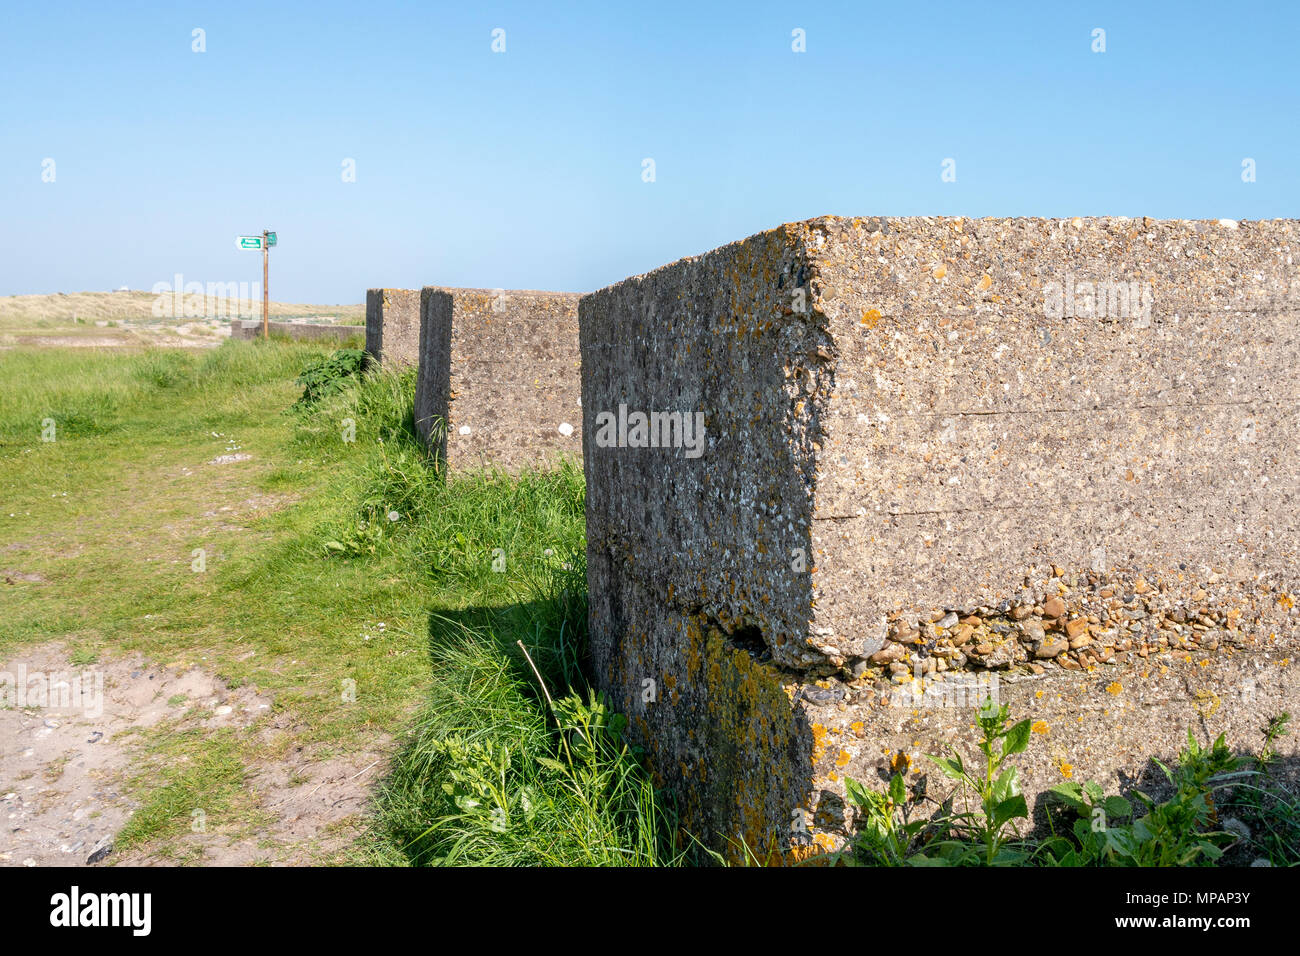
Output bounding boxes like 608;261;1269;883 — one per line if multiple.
0;642;387;867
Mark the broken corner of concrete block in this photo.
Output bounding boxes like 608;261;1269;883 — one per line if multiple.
580;215;1300;862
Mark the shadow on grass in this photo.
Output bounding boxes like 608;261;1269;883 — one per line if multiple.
365;592;687;867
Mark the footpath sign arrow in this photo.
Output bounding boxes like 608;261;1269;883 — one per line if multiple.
236;235;265;250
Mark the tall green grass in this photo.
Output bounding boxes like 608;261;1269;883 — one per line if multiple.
367;565;682;866
291;358;683;865
294;363;586;599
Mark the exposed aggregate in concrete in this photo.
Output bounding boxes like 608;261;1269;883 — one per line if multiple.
581;215;1300;861
365;288;421;367
415;286;582;471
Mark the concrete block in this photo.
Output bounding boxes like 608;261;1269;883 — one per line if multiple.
580;215;1300;860
415;286;582;470
365;288;421;367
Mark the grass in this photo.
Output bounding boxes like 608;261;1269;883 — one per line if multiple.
0;340;429;744
289;359;681;865
114;726;258;851
0;337;679;865
364;578;681;865
0;292;364;354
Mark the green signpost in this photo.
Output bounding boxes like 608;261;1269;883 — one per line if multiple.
236;229;277;337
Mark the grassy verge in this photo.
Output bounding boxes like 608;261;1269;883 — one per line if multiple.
291;359;683;865
0;339;680;865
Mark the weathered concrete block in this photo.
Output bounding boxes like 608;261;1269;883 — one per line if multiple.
365;288;421;367
580;216;1300;860
232;320;364;343
415;287;582;471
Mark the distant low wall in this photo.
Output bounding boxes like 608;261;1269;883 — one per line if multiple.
581;215;1300;861
231;320;364;343
415;287;582;471
365;289;421;367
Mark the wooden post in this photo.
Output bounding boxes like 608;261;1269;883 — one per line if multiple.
262;229;270;339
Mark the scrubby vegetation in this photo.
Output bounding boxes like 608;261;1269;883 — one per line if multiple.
841;701;1298;867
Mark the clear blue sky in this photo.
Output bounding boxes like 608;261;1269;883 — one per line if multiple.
2;0;1296;303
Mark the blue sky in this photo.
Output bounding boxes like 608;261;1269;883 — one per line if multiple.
2;0;1296;303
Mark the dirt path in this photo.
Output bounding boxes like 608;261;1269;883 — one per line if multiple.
0;641;388;866
1;411;401;866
